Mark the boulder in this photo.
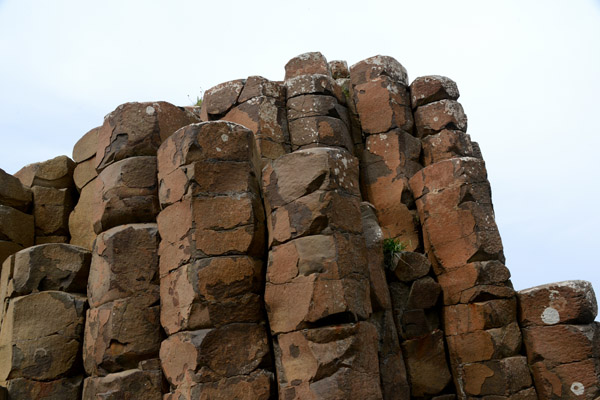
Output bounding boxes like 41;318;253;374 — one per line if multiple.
284;52;330;80
285;74;336;99
0;205;34;248
457;356;533;397
288;115;353;152
410;75;460;109
350;55;409;86
414;99;468;138
238;76;285;103
81;368;162;400
0;168;32;212
31;186;74;237
201;79;246;117
329;60;349;79
421;129;476;166
73;126;99;163
15;156;75;189
1;375;83;400
68;177;99;250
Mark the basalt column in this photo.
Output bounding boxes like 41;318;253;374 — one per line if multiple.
408;76;537;400
0;168;33;265
157;121;274;399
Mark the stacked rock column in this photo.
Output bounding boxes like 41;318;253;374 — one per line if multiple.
0;244;91;398
518;281;600;399
157;121;274;399
80;102;200;399
0;169;33;265
408;76;537;399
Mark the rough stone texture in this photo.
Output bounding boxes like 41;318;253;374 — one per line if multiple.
517;280;598;327
238;75;285;103
285;74;336;99
0;241;22;268
87;223;158;308
1;375;83;400
165;370;273;400
443;298;518;336
285;51;330;80
31;186;74;237
0;205;34;248
414;99;468;138
73;157;97;191
202;79;246;118
15;155;75;189
350;55;409;87
81;368;163;400
391;251;432;282
410;75;460;109
457;356;533;397
73;126;100;163
329;60;349;79
68;176;99;250
0;291;86;381
274;322;383;400
422;129;477;166
0;168;32;212
93;156;159;234
288;115;353;152
531;358;600;400
95;101;200;172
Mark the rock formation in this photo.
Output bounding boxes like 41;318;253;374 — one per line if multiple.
0;52;598;399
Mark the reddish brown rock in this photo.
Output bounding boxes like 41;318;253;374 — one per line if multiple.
0;205;34;248
458;356;532;397
87;224;158;308
446;322;522;364
0;168;32;212
401;329;452;397
202;79;246;117
83;295;161;376
350;55;409;86
414;99;468;138
522;323;597;367
15;155;75;189
1;376;83;400
444;298;518;336
166;370;274;400
406;276;441;309
285;74;336;99
287;94;347;122
81;368;162;400
517;280;597;327
353;77;413;134
410;75;460;109
288;115;353;152
0;291;86;381
238;75;285;103
391;251;431;282
422;129;476;166
31;186;74;237
399;308;440;340
275;322;382;400
93;156;159;234
265;233;371;334
329;60;349;79
68;177;99;250
160;323;270;389
73;157;97;191
531;358;600;400
160;256;263;334
95;101;200;172
285;52;330;80
73;126;99;163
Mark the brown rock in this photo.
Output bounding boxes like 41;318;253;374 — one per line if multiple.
0;168;32;212
446;322;522;363
285;52;330;80
401;330;452;397
0;205;34;248
444;298;518;336
285;74;336;99
32;186;74;237
275;322;382;400
532;359;600;400
287;94;346;121
329;60;349;79
83;295;161;375
288;115;353;152
414;99;468;138
2;376;83;400
410;75;460;109
35;236;69;245
391;251;431;282
81;368;162;400
400;308;440;339
406;276;441;309
88;224;158;308
459;356;532;397
95;101;200;172
168;369;274;400
68;177;99;250
350;55;409;86
15;156;75;189
0;241;22;267
0;291;86;381
73;157;97;191
160;256;264;335
160;323;270;388
517;280;598;327
353;77;413;134
238;75;285;103
93;156;159;234
73;126;99;163
522;323;597;367
265;233;371;334
202;79;246;117
422;129;476;166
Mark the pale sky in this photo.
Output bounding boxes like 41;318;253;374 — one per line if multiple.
1;0;599;293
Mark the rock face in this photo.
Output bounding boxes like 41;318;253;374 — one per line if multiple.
0;52;598;399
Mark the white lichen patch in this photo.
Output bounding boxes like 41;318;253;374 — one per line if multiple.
541;307;560;325
146;106;156;116
221;134;229;142
216;147;222;152
570;382;584;396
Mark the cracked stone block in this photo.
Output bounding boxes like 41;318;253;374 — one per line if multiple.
201;79;246;118
414;99;468;138
68;177;99;250
0;205;33;248
350;55;409;87
421;129;477;166
15;156;75;189
1;375;83;400
410;75;460;109
0;168;32;212
285;52;330;80
81;368;162;400
31;186;75;237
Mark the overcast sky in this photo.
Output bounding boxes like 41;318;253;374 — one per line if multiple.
1;0;599;293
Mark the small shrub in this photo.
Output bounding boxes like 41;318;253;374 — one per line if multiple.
383;238;406;270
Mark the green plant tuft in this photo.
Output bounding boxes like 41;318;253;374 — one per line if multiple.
383;238;406;270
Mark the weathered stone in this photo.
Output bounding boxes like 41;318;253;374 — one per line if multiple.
32;186;74;237
288;115;353;152
350;55;409;86
446;322;522;364
531;359;600;400
0;168;32;212
265;233;371;334
0;205;34;248
401;330;452;397
83;295;161;376
458;356;532;397
517;280;598;327
285;74;336;99
353;77;413;134
444;298;518;336
35;236;69;244
81;368;162;400
202;79;246;117
262;147;360;210
73;126;99;163
422;129;476;166
0;241;21;268
400;308;440;339
275;322;382;400
410;75;460;109
391;251;431;282
95;101;200;172
93;156;159;234
160;256;263;334
239;75;285;103
285;52;330;80
166;370;274;400
522;323;597;367
414;99;468;138
15;156;75;189
2;375;83;400
68;177;98;250
329;60;349;79
88;224;158;308
287;94;346;122
0;291;86;381
160;323;270;388
73;157;97;190
406;276;441;309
